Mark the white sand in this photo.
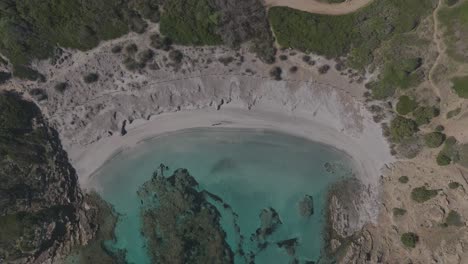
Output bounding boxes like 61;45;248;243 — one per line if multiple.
69;102;393;190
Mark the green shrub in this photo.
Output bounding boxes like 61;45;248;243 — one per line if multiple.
54;82;68;93
159;0;222;45
413;106;440;126
437;152;451;166
411;186;438;203
446;108;461;119
445;210;463;226
396;95;418;115
424;132;446;148
451;76;468;98
390;116;418;142
435;125;445;132
393;208;407;217
83;73;99;83
398;176;409;183
401;232;419;248
168;50;184;63
449;182;461;189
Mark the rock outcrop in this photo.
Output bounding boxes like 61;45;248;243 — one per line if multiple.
0;92;95;263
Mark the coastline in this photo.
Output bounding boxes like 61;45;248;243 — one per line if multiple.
68;101;393;226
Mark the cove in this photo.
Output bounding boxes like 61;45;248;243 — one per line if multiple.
88;128;355;263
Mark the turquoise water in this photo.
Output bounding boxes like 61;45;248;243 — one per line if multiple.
90;128;354;263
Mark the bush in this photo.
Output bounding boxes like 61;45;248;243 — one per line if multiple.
445;210;463;226
390;116;418;142
435;125;445;132
270;66;282;81
413;106;440;126
401;232;419;248
289;66;298;73
125;43;138;55
54;82;68;93
123;57;144;71
279;54;288;61
424;132;446;148
398;176;409;183
396;95;418;115
411;186;438;203
449;182;461;189
111;45;123;53
13;65;45;82
446;108;461;119
168;50;184;63
83;73;99;83
137;49;155;64
436;152;451;166
452;76;468;98
318;65;330;74
150;34;173;51
0;72;12;84
393;208;407;217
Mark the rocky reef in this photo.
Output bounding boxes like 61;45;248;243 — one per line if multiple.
0;92;104;263
137;168;234;263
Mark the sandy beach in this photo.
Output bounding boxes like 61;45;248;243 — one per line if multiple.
69;102;393;192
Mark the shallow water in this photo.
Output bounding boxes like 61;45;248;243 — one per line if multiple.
89;128;354;263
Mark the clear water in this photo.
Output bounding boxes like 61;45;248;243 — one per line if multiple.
89;128;354;263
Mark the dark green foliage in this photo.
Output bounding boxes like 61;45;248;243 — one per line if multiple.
0;71;12;84
0;0;131;67
451;76;468;98
393;208;407;217
439;2;468;61
435;125;445;132
270;66;282;81
13;65;45;81
111;45;123;54
137;49;155;64
413;106;440;126
123;57;144;71
396;95;418;115
368;81;396;99
401;232;419;248
424;132;446;148
446;0;459;6
150;34;172;51
0;92;38;132
159;0;222;45
129;0;161;23
168;50;183;63
54;82;67;93
83;73;99;83
449;182;461;189
445;210;463;226
125;43;138;55
446;108;461;119
390;116;418;142
398;176;409;183
411;186;438;203
437;152;452;166
268;0;434;66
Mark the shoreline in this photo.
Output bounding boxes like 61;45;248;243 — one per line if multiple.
68;102;393;197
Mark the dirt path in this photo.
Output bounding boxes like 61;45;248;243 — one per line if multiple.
428;0;443;98
264;0;373;15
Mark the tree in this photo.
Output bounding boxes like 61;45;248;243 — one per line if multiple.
424;132;446;148
401;232;419;248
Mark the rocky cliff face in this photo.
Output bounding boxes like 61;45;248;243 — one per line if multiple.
0;92;94;263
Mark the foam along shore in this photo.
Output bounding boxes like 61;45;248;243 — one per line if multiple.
69;100;393;190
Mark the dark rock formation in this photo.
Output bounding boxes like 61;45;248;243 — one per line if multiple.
277;238;299;256
137;168;234;264
0;92;96;263
255;207;282;240
298;195;314;217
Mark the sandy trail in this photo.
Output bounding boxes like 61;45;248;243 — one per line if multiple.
264;0;373;15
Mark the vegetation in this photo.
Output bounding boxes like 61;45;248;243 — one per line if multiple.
168;50;184;64
159;0;222;45
396;95;418;115
445;210;463;226
393;208;407;217
401;232;419;248
411;186;438;203
83;73;99;83
439;1;468;61
449;182;461;189
451;76;468;99
446;107;461;119
424;132;446;148
270;66;282;81
390;116;418;142
413;106;439;126
437;152;452;166
268;0;434;68
398;176;409;184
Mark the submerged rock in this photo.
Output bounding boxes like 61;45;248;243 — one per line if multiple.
298;195;314;217
137;168;233;264
277;238;299;256
255;207;282;240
